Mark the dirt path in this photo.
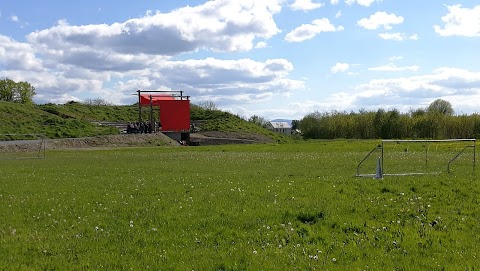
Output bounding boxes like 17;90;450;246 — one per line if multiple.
0;131;272;151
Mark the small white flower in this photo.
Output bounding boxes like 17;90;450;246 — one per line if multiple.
253;250;257;254
332;258;337;262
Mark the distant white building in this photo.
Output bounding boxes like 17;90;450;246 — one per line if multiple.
268;121;292;135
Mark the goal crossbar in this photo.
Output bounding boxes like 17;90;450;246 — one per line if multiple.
356;139;476;177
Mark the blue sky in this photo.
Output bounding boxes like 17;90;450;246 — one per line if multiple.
1;0;479;120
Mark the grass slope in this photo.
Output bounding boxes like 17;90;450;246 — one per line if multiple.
0;101;287;142
191;104;290;143
0;102;120;139
0;141;478;270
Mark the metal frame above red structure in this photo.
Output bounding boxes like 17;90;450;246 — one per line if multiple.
137;90;190;132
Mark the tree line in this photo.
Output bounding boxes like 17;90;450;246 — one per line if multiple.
298;99;480;140
0;78;36;104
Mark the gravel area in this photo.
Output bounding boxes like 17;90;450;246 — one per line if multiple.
0;131;273;151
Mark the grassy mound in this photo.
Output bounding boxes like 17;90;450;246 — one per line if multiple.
0;101;289;142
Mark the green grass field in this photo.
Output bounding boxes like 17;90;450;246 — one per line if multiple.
1;141;479;270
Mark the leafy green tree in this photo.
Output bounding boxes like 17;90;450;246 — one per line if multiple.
291;120;299;130
0;78;15;102
248;115;270;129
16;81;36;104
299;112;321;139
0;78;36;104
427;99;454;116
373;109;386;138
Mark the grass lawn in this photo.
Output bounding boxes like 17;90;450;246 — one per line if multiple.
0;141;479;270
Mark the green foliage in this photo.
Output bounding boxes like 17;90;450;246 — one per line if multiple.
0;101;286;142
0;101;129;138
247;115;271;129
190;104;230;120
0;78;36;104
38;102;139;122
300;108;480;140
428;99;454;116
0;141;479;269
191;104;291;143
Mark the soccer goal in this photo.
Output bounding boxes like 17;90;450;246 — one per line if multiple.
356;139;476;177
0;134;46;159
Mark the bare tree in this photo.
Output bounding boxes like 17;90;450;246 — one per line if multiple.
197;101;218;110
82;98;114;106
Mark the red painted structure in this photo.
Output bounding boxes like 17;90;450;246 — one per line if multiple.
138;92;190;132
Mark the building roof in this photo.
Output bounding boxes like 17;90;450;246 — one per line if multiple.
269;121;291;129
139;94;176;105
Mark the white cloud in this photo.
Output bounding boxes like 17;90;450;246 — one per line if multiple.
357;12;404;30
134;58;306;106
290;0;324;11
10;15;19;22
389;56;403;62
335;10;342;18
1;1;309;108
294;68;480;114
368;63;419;72
27;0;282;58
255;41;268;48
285;18;344;42
1;40;306;106
0;35;44;71
378;32;419;41
353;67;480;110
345;0;381;7
434;4;480;37
331;0;340;5
330;63;350;73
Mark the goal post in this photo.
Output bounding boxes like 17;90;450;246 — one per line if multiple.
356;139;476;177
0;134;46;159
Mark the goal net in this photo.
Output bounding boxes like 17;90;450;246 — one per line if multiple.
0;134;46;159
356;139;476;177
